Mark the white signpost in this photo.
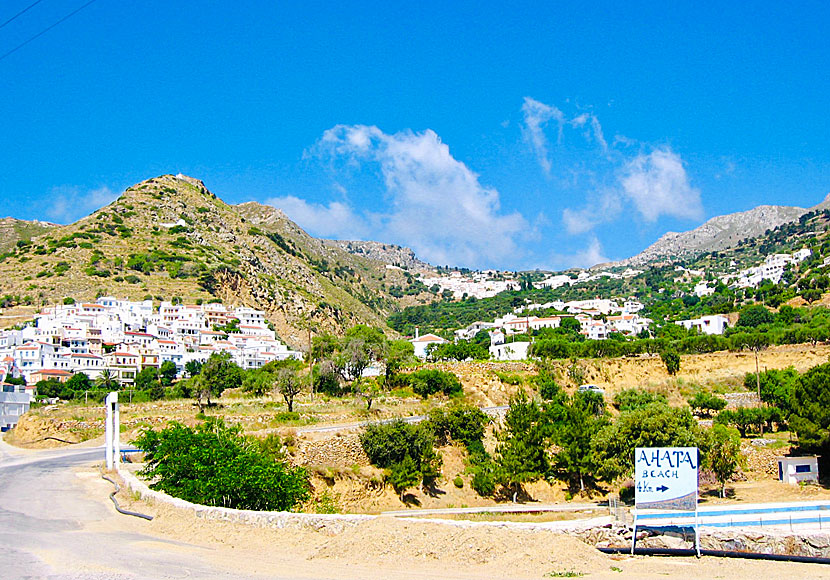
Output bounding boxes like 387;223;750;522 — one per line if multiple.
632;447;700;556
104;391;120;470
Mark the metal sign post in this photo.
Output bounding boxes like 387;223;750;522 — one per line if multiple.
104;391;120;470
632;447;700;556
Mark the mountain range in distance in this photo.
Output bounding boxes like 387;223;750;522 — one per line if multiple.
596;194;830;269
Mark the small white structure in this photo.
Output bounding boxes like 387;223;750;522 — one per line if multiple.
777;456;819;485
489;341;530;361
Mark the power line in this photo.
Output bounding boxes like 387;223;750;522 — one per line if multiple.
0;0;98;63
0;0;45;30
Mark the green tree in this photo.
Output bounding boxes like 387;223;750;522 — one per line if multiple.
549;393;608;492
339;325;388;382
195;352;243;407
731;332;771;419
272;361;304;412
360;420;442;496
133;417;309;511
185;360;202;378
735;304;774;328
408;369;463;398
427;404;490;452
789;362;830;451
135;367;164;400
159;360;177;386
495;390;548;502
706;425;743;498
384;339;415;388
96;368;119;391
660;348;681;375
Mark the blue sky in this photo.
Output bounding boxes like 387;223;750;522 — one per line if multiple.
1;1;828;270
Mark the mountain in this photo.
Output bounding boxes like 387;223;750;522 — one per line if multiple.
323;239;433;272
598;194;830;268
0;217;57;254
0;175;436;346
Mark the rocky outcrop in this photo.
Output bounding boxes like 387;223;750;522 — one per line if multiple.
323;240;433;272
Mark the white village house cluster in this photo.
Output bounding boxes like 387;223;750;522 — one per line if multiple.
0;298;301;428
411;248;816;361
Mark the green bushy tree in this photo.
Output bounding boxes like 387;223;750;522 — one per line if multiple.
133;417;309;511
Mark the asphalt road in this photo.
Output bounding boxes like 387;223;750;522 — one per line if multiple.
0;440;310;580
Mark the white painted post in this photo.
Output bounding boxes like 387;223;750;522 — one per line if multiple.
104;391;119;469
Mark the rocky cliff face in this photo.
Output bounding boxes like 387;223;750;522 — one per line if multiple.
323;239;433;272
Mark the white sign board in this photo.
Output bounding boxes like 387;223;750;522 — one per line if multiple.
634;447;698;511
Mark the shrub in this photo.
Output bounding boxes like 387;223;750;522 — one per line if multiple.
687;391;727;417
613;388;667;411
360;420;442;494
470;460;497;496
453;476;464;488
427;404;490;451
133;418;309;511
408;369;463;398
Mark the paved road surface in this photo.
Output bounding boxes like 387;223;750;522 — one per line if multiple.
0;440;310;580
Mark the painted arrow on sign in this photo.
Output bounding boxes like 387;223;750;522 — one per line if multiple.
656;485;669;492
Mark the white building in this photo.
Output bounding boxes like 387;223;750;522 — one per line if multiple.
675;314;730;335
410;333;448;359
489;341;530;361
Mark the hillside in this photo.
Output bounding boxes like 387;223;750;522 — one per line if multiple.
599;194;830;268
0;175;437;346
0;217;56;254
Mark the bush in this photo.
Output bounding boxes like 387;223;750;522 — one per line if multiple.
427;404;490;451
360;420;442;493
470;460;497;497
613;388;667;411
133;418;309;511
408;369;463;398
687;391;727;417
453;476;464;488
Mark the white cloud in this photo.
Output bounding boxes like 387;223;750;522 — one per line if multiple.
264;195;368;240
45;185;118;223
620;148;703;222
549;235;609;269
562;192;622;235
570;112;607;152
313;124;529;268
521;97;609;174
520;97;565;174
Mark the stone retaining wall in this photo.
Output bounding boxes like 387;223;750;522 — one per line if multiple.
297;434;370;468
575;523;830;558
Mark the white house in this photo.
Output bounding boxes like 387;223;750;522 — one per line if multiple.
675;314;730;335
410;333;448;359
